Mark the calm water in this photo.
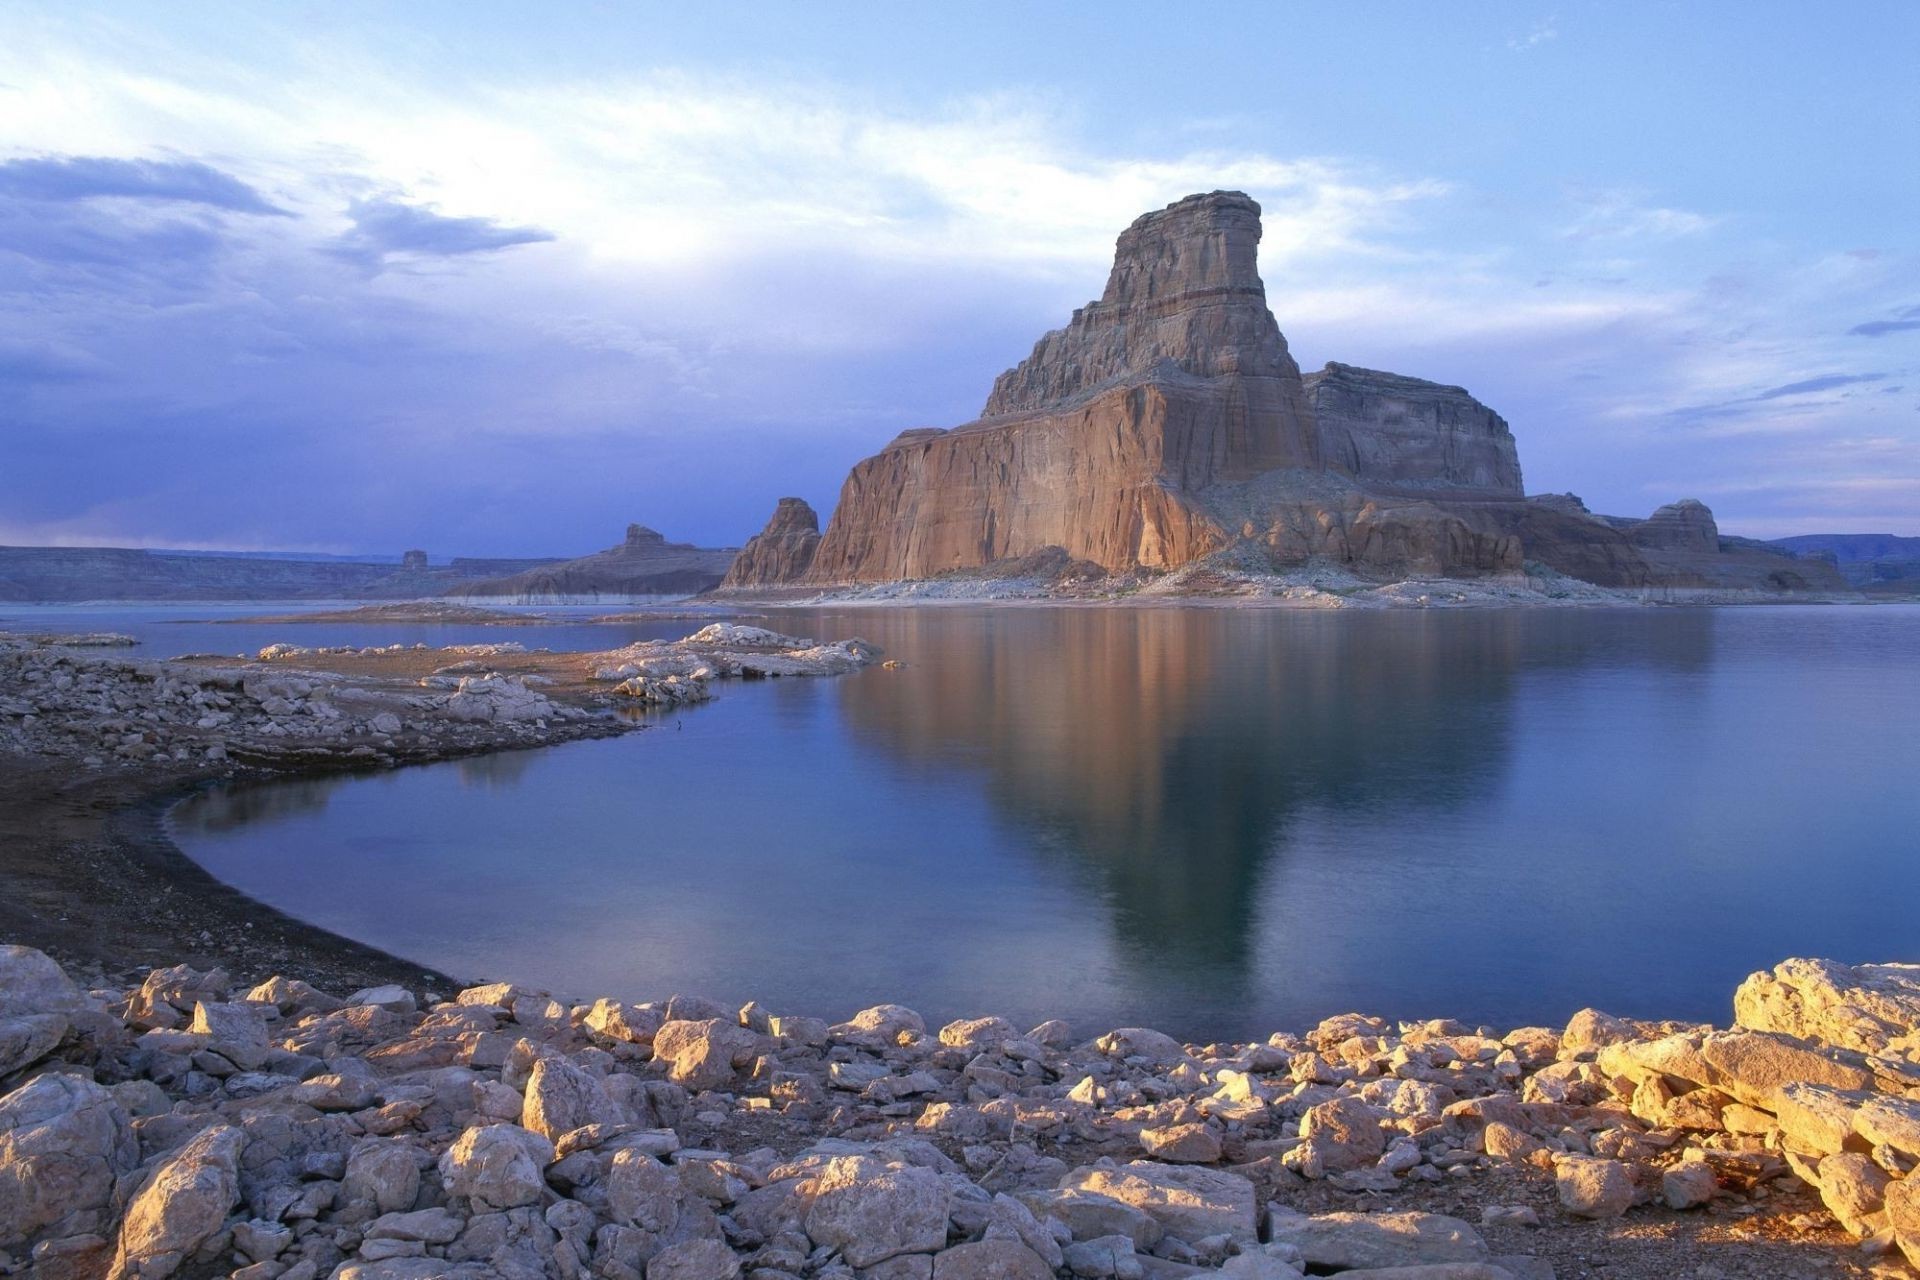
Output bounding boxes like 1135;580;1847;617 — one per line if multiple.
155;603;1920;1041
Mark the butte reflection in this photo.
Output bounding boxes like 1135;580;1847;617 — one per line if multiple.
829;607;1714;1013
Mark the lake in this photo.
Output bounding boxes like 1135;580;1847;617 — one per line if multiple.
140;602;1920;1041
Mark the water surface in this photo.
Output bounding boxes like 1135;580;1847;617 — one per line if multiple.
165;603;1920;1040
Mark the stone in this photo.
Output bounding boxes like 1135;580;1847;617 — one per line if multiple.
188;1000;270;1068
1735;958;1920;1056
1480;1122;1543;1162
1698;1029;1875;1109
1661;1158;1718;1209
1856;1095;1920;1160
930;1239;1055;1280
1816;1152;1891;1236
1096;1028;1188;1065
803;1156;948;1268
653;1020;762;1091
108;1122;244;1280
583;999;663;1047
344;1138;423;1214
645;1237;740;1280
0;946;87;1017
1057;1161;1258;1247
938;1016;1017;1051
835;1004;926;1043
522;1055;626;1141
1554;1155;1636;1219
1884;1172;1920;1267
1138;1123;1220;1164
1263;1208;1488;1270
0;1014;68;1079
0;1073;137;1248
1773;1082;1870;1156
1062;1234;1143;1279
1027;1189;1163;1247
438;1125;554;1212
1297;1095;1386;1172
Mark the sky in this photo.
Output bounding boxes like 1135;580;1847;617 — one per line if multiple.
2;2;1917;554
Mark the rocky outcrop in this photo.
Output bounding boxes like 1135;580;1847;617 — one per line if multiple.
719;498;822;588
461;525;738;601
789;192;1320;583
1305;363;1523;496
0;943;1904;1276
724;191;1843;595
0;546;566;603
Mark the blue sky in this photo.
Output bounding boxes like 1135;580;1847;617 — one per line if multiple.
2;2;1916;553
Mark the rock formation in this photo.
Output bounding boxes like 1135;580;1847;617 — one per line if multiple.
1304;363;1523;496
461;524;738;602
720;498;822;588
722;191;1842;595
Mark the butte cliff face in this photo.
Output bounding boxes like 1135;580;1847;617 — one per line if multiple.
798;192;1320;583
724;191;1844;594
461;524;737;601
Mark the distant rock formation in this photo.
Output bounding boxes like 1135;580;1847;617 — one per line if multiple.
0;546;564;603
721;190;1844;595
721;498;822;589
460;525;737;602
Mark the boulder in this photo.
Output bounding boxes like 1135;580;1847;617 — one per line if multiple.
1734;958;1920;1057
930;1239;1055;1280
107;1123;244;1280
1297;1095;1387;1173
1554;1155;1636;1219
1057;1161;1258;1247
1698;1029;1874;1109
437;1125;553;1212
1139;1122;1221;1164
1884;1172;1920;1267
1661;1158;1718;1210
644;1237;740;1280
938;1017;1017;1051
1095;1028;1188;1066
652;1020;762;1091
1774;1082;1872;1156
0;946;87;1017
521;1055;626;1141
0;1073;137;1248
1855;1094;1920;1161
1263;1208;1488;1270
803;1155;949;1268
1815;1152;1890;1236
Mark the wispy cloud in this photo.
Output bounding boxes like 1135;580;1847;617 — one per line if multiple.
1850;304;1920;337
0;153;287;213
1508;18;1559;51
329;197;554;271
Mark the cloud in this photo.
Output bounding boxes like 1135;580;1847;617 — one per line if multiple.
0;154;286;214
329;197;555;271
1562;190;1717;242
1753;372;1888;400
1850;305;1920;337
1508;18;1559;51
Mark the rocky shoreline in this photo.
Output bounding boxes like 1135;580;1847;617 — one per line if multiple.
0;625;880;987
4;945;1918;1280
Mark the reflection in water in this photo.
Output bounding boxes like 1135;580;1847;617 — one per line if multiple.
167;605;1917;1038
832;609;1714;1012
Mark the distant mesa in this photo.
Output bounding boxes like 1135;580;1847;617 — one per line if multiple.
458;524;738;602
720;190;1844;595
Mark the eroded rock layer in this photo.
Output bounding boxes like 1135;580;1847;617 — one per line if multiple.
1305;363;1523;496
720;498;822;589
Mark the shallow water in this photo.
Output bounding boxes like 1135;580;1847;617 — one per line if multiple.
153;602;1920;1040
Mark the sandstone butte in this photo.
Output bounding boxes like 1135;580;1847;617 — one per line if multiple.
721;191;1841;594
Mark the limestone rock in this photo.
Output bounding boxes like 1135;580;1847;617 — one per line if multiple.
644;1237;740;1280
0;1074;137;1249
1263;1208;1488;1270
1816;1152;1890;1236
802;1155;949;1268
1554;1155;1636;1219
438;1125;554;1212
108;1123;244;1280
1057;1160;1258;1247
521;1055;625;1141
930;1238;1055;1280
1889;1175;1920;1269
1697;1029;1874;1109
1735;958;1920;1056
0;945;88;1018
652;1020;762;1091
719;498;822;589
1297;1095;1387;1173
1138;1122;1220;1164
1661;1158;1718;1210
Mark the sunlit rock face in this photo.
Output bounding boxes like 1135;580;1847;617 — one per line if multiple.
797;191;1320;583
